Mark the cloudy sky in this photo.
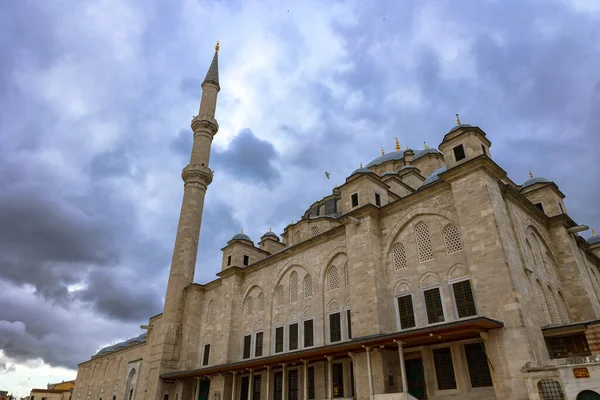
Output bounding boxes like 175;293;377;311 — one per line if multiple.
1;0;599;395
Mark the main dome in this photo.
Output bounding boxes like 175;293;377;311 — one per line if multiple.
365;148;442;168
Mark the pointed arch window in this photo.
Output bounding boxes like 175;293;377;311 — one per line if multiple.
257;292;265;312
536;280;551;324
290;271;298;303
525;240;535;270
245;296;254;316
415;222;433;262
303;275;313;299
206;300;213;323
275;285;284;307
557;291;569;323
546;286;560;324
392;242;407;270
443;224;463;254
328;266;339;291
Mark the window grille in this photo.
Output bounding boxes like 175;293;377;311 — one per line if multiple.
255;332;263;357
344;263;350;286
276;285;284;307
294;232;302;245
557;292;569;323
257;292;265;312
424;287;445;324
243;335;251;359
245;297;254;316
304;319;314;347
464;343;493;387
443;224;463;254
202;344;210;366
537;379;565;400
274;372;283;400
329;312;342;342
303;275;313;298
525;240;535;270
433;347;457;390
275;327;284;353
531;238;544;271
288;370;299;400
308;367;315;399
328;266;339;290
252;376;261;400
289;323;299;351
290;271;298;303
310;226;319;237
332;363;344;397
347;309;352;339
536;280;551;324
546;287;561;323
543;252;556;279
393;242;407;270
240;377;249;400
397;295;416;329
415;222;434;262
453;280;477;318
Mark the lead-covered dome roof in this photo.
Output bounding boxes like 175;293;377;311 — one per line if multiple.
521;177;551;188
420;166;447;187
231;233;252;241
588;231;600;245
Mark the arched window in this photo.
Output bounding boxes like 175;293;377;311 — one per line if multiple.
557;291;569;323
294;231;302;245
525;240;535;269
392;242;407;270
275;285;284;307
443;224;463;254
344;263;350;286
546;286;560;324
537;379;565;400
415;222;433;262
257;292;265;312
536;280;551;324
303;275;313;298
310;226;319;237
328;266;339;290
245;296;254;316
290;271;298;303
206;300;213;323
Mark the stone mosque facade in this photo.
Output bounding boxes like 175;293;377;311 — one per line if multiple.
73;45;600;400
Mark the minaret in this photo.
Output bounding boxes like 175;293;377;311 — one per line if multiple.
163;43;220;326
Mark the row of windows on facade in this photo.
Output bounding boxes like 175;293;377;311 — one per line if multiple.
227;254;250;267
524;233;558;281
349;192;382;209
236;367;318;400
293;226;322;245
393;222;463;269
535;278;569;325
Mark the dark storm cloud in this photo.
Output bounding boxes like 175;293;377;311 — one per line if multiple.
212;128;281;186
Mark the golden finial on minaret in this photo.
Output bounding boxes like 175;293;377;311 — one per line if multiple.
529;170;533;178
456;113;461;125
395;137;400;151
215;41;220;51
381;147;385;156
360;163;363;168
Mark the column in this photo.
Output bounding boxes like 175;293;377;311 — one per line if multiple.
394;341;408;394
364;346;374;400
326;356;333;400
248;369;254;400
265;366;271;400
302;360;309;400
195;378;200;400
231;371;237;400
282;363;287;400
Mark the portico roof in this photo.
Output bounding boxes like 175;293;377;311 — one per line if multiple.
160;316;503;381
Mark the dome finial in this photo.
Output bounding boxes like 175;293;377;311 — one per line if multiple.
269;226;272;232
241;228;244;234
529;170;533;179
423;141;428;149
456;113;461;125
395;137;400;151
406;144;409;151
215;41;220;51
381;147;385;156
360;163;363;168
593;229;597;237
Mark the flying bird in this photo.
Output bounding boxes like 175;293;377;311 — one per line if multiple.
325;171;331;179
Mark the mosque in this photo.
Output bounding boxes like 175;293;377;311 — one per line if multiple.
73;44;600;400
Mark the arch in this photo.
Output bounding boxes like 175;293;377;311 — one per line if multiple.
290;271;298;303
257;292;265;312
273;314;284;326
303;275;313;298
327;265;340;290
302;306;314;318
255;320;264;331
318;247;348;290
546;285;561;324
327;299;340;312
392;242;407;270
443;223;463;254
125;368;137;400
537;379;565;400
288;310;298;322
393;280;411;294
577;390;600;400
415;221;433;262
275;285;284;307
269;262;311;300
557;291;569;323
243;323;252;334
343;263;350;286
447;263;469;281
420;272;441;288
525;240;535;270
245;296;254;316
525;225;561;278
535;279;551;324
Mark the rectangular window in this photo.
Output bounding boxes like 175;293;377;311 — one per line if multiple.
308;367;315;399
452;280;477;318
288;369;299;400
545;334;591;359
227;255;231;266
289;323;299;351
275;326;284;353
304;319;314;348
274;372;283;400
243;334;252;359
424;288;445;324
329;312;342;343
351;193;359;208
252;375;262;400
375;192;381;207
481;144;487;155
433;347;457;390
332;363;344;397
535;202;544;213
240;377;249;400
202;344;210;366
464;343;493;387
397;294;416;329
255;332;264;357
346;309;352;339
243;255;249;266
453;144;466;161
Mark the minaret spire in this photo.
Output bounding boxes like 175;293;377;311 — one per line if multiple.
203;41;220;90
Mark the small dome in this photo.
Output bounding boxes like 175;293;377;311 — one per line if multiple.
447;123;474;134
231;233;252;242
262;231;279;239
351;167;373;176
521;177;550;189
413;148;442;160
365;151;405;168
588;232;600;245
420;166;447;187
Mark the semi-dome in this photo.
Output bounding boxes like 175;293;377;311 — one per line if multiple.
365;151;405;168
420;166;447;187
351;167;373;176
521;176;550;189
447;123;474;134
95;333;147;356
231;232;252;242
413;148;442;160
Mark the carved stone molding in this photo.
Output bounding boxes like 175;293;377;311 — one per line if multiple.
182;164;213;188
191;116;219;134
